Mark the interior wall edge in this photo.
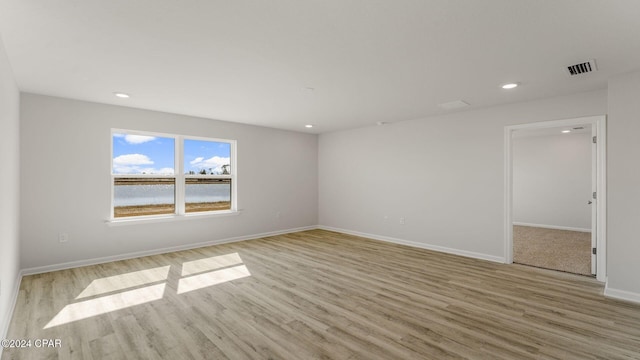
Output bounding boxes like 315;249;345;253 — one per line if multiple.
0;272;22;358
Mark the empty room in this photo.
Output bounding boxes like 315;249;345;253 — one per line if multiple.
2;1;640;359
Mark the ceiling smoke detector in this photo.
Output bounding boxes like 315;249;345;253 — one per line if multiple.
565;59;597;76
438;100;469;110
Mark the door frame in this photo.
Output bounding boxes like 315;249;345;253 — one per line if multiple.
504;115;607;281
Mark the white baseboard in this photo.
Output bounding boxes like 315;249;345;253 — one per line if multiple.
318;225;505;263
512;222;591;233
604;280;640;304
0;272;23;359
21;226;317;276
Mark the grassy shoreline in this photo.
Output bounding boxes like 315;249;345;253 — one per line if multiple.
114;201;231;217
115;178;231;185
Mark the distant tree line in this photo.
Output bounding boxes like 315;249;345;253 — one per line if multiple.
186;164;230;175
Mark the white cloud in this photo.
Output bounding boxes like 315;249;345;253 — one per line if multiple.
112;154;174;175
113;154;154;166
124;135;157;144
189;156;230;174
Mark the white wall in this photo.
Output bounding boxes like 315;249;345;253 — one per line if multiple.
20;94;318;270
319;90;606;261
512;133;592;231
0;36;20;340
607;70;640;298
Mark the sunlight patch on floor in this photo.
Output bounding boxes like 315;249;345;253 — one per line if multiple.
45;283;166;329
46;254;251;329
76;265;170;299
181;253;243;276
177;265;251;294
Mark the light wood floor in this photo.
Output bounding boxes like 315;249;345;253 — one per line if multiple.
4;230;640;359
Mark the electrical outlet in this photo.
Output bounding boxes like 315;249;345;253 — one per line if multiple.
275;211;281;219
399;217;405;225
59;232;69;243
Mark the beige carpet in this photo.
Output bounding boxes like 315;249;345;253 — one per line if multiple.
513;225;592;276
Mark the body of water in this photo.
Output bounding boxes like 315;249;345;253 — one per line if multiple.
114;184;230;206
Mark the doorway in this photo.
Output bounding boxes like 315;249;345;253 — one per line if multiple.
504;116;606;281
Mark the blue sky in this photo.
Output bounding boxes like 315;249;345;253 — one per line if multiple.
184;139;231;174
112;134;231;175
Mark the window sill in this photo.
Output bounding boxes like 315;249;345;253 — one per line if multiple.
106;210;242;226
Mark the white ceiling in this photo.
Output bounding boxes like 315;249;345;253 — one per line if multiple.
1;1;639;133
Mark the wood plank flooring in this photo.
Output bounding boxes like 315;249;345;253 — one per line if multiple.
3;230;640;359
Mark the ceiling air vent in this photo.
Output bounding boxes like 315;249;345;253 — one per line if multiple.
566;59;597;76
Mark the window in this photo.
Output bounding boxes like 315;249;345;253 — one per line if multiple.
184;139;232;213
112;130;236;219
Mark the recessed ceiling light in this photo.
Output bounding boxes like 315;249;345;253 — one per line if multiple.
113;92;130;98
501;83;519;89
562;130;571;133
305;124;313;128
